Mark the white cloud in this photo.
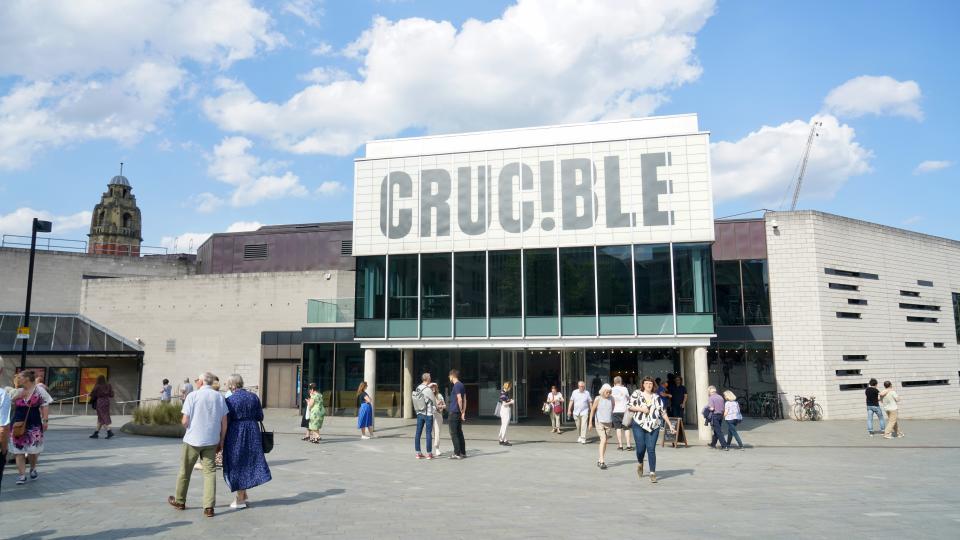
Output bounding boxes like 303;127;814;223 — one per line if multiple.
297;67;352;84
226;221;263;232
159;232;211;254
189;192;225;213
283;0;324;27
823;75;922;120
315;180;346;195
204;0;716;155
913;160;952;175
0;0;282;169
311;42;334;56
206;136;309;206
902;215;923;226
711;114;872;205
0;207;92;236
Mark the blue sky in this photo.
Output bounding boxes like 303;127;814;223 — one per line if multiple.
0;0;956;251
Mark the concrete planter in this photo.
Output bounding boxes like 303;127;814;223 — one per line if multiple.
120;422;185;438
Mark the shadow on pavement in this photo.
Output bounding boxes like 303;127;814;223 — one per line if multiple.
7;521;191;540
4;462;168;501
251;488;346;508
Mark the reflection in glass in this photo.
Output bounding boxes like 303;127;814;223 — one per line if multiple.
454;252;486;318
524;249;558;317
488;250;521;316
715;261;743;325
634;244;672;314
742;260;771;325
673;243;714;314
302;343;334;409
375;350;402;417
420;253;451;320
334;343;364;415
597;245;633;315
388;254;418;319
355;256;385;320
560;247;595;316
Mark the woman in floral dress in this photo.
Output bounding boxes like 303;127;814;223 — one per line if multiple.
222;374;272;509
10;370;53;485
306;383;325;443
88;375;114;439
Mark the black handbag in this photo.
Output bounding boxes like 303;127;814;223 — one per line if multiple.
259;421;274;454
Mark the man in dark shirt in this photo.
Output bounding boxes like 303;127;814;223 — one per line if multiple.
865;378;886;436
447;369;467;459
671;376;688;421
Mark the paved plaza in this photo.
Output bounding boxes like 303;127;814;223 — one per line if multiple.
1;414;959;539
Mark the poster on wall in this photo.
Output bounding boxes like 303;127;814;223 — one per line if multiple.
79;367;109;402
14;367;48;385
46;367;79;401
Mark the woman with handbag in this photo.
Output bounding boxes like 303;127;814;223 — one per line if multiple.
10;369;53;485
627;377;677;484
88;375;115;439
430;383;445;455
498;382;514;446
547;385;564;434
222;374;271;509
306;383;325;443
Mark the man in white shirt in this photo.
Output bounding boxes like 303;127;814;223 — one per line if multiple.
413;373;436;459
567;380;592;444
168;372;227;517
611;376;633;450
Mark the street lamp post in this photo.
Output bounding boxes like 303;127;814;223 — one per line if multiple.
19;218;53;370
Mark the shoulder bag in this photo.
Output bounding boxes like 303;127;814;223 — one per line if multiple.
12;404;34;438
259;421;274;454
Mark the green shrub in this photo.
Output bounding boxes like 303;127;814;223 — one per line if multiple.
132;402;183;426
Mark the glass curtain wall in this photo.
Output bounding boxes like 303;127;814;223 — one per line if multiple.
741;260;771;325
302;343;334;410
709;342;776;417
673;243;714;334
596;245;633;335
634;244;673;334
560;247;595;335
454;251;486;337
954;292;960;343
714;259;771;327
388;254;418;337
420;253;452;337
355;256;386;338
715;261;743;326
524;249;559;335
374;350;402;417
333;343;364;415
488;250;522;336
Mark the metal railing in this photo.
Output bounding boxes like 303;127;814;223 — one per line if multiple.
47;386;262;417
0;234;169;256
50;393;92;416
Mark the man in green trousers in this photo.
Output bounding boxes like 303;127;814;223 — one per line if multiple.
168;372;228;517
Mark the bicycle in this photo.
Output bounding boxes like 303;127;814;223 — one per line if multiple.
763;392;785;420
792;395;823;421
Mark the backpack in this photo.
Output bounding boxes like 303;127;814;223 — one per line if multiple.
412;385;428;414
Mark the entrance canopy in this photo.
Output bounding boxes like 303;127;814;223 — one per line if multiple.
0;312;142;355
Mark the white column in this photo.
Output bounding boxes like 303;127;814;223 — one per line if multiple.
693;346;711;442
364;348;377;408
402;349;414;419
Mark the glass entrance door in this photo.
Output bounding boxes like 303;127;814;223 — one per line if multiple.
502;350;527;421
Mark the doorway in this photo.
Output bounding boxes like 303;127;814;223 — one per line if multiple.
264;361;299;408
525;350;561;424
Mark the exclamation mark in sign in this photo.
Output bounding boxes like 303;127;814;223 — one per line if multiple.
540;160;555;231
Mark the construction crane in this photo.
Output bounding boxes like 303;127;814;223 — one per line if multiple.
789;120;822;211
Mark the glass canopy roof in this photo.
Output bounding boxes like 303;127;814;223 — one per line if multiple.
0;313;142;354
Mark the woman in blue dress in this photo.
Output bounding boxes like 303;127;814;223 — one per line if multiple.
356;381;374;439
223;374;272;509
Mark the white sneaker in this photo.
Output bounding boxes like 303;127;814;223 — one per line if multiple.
230;500;247;509
361;435;370;440
434;450;442;456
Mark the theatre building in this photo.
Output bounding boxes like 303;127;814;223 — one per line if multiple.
351;114;721;436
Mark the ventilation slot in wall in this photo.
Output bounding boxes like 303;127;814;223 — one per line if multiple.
165;339;176;353
243;243;269;260
835;369;862;376
848;299;868;306
899;303;940;311
825;268;879;280
836;312;862;319
340;239;353;256
917;280;934;287
900;290;920;297
905;342;926;348
901;379;948;387
906;316;938;323
839;383;869;391
842;354;868;361
829;283;858;291
933;342;945;348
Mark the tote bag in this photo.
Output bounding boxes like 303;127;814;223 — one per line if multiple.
259;421;274;454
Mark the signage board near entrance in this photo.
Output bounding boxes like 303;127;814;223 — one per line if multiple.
16;326;30;340
662;418;688;448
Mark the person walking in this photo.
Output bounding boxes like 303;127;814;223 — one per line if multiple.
567;380;591;444
167;372;228;518
628;377;676;483
497;382;514;446
222;374;271;510
447;369;467;459
413;373;436;459
160;379;173;404
707;386;728;450
430;382;445;456
723;390;744;450
657;378;672;411
588;384;615;470
547;385;564;434
865;378;886;436
880;381;903;439
356;381;374;439
10;370;52;485
179;378;194;402
306;383;325;443
671;375;688;422
1;365;16;490
611;376;633;450
88;375;115;439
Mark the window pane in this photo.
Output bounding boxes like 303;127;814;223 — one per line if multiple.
302;343;334;411
634;244;672;314
952;292;959;344
673;243;714;314
597;245;633;315
334;343;364;415
524;249;558;317
355;256;385;319
388;254;418;319
454;252;486;318
742;259;771;325
714;261;743;325
374;349;402;417
420;253;451;319
560;247;595;316
489;250;521;316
